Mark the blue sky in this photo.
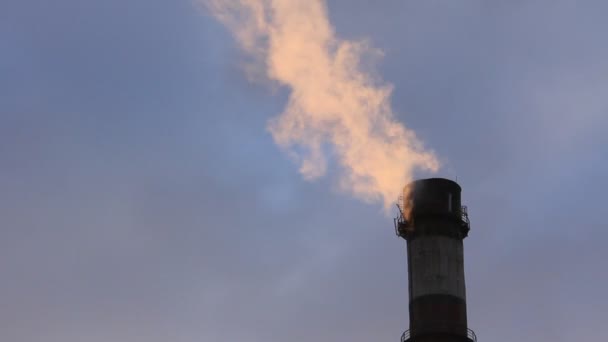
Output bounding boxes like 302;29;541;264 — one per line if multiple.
1;1;607;341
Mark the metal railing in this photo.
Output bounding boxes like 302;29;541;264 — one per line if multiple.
401;327;477;342
461;205;470;226
394;203;471;239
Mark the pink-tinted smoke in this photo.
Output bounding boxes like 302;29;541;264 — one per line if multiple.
205;0;439;208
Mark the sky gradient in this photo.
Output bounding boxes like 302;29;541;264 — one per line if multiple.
2;1;608;341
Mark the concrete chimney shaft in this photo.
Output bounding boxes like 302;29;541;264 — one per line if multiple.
395;178;475;342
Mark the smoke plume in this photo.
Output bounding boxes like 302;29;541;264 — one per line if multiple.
205;0;439;208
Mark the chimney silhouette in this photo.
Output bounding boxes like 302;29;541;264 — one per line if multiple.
394;178;476;342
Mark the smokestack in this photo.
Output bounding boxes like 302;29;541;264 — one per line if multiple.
394;178;476;342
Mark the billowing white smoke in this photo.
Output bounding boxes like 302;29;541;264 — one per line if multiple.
205;0;439;208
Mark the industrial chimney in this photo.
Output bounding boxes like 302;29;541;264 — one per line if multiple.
394;178;476;342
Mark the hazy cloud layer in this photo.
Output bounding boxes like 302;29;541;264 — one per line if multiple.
1;0;607;341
